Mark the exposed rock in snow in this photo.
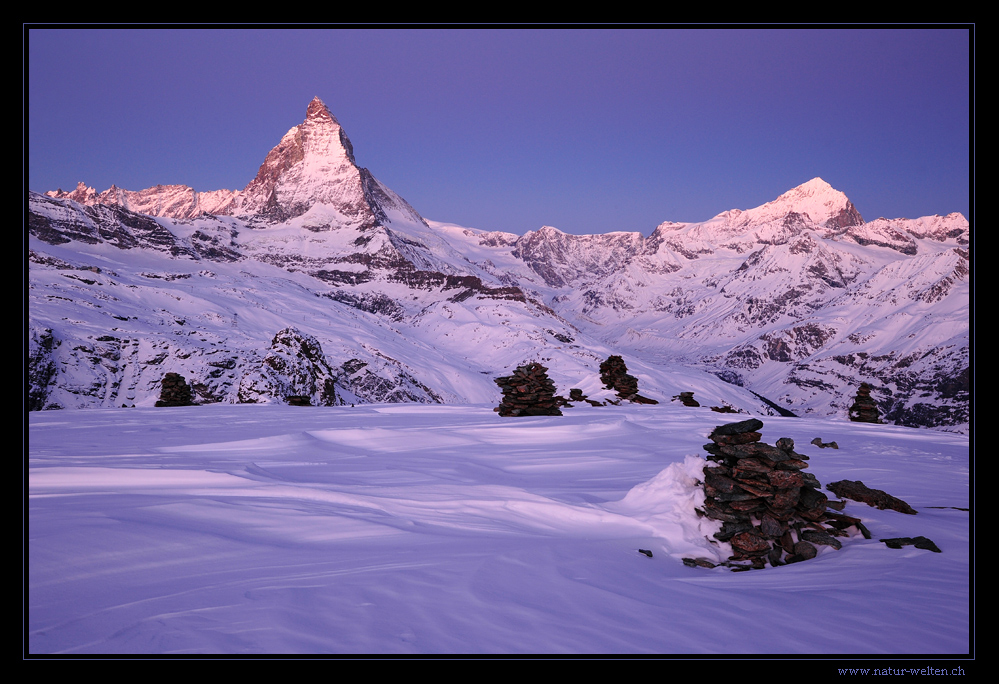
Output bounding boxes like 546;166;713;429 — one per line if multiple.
237;328;347;406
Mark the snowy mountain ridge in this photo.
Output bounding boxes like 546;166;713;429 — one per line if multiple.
31;98;969;431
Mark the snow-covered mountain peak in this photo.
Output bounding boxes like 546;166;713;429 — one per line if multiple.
744;177;863;230
44;99;415;230
530;225;565;238
234;98;368;221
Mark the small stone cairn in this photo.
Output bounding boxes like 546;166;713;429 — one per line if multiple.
155;372;195;407
686;418;870;571
494;363;563;417
672;391;700;407
848;383;881;423
599;355;658;404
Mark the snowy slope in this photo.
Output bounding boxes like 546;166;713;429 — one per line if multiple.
27;206;766;412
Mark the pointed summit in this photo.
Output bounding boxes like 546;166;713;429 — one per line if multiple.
305;96;336;123
742;177;863;230
44;98;427;228
235;97;368;221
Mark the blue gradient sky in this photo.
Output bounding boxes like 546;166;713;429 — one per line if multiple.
27;27;971;235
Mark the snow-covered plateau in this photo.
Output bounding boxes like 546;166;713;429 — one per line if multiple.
28;403;969;654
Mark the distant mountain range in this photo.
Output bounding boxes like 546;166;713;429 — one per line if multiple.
30;97;969;431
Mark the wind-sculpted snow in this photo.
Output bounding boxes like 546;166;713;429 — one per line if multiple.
28;404;969;654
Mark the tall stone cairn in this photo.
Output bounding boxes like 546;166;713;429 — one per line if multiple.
494;363;563;417
686;418;870;571
848;383;881;423
155;372;195;407
599;355;658;404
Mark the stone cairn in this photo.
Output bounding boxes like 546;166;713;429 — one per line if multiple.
155;372;195;407
494;363;563;417
848;383;881;423
599;355;658;404
685;418;870;571
672;391;700;407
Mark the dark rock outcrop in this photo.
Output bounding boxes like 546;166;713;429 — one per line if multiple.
28;327;58;411
826;480;917;515
880;536;941;552
237;328;346;406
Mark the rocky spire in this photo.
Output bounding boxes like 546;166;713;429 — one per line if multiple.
235;97;374;223
42;97;428;228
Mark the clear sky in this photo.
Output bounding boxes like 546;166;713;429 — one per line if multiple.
27;27;971;235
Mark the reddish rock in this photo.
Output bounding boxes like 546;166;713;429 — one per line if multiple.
826;480;917;515
768;470;805;489
711;431;763;446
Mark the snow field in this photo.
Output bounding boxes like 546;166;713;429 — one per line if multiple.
28;404;969;654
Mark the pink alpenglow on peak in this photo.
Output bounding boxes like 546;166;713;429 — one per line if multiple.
45;97;425;229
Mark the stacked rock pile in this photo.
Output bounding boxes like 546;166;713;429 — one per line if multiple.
848;383;881;423
672;391;700;407
155;372;195;407
687;418;870;571
599;355;658;404
494;363;563;417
